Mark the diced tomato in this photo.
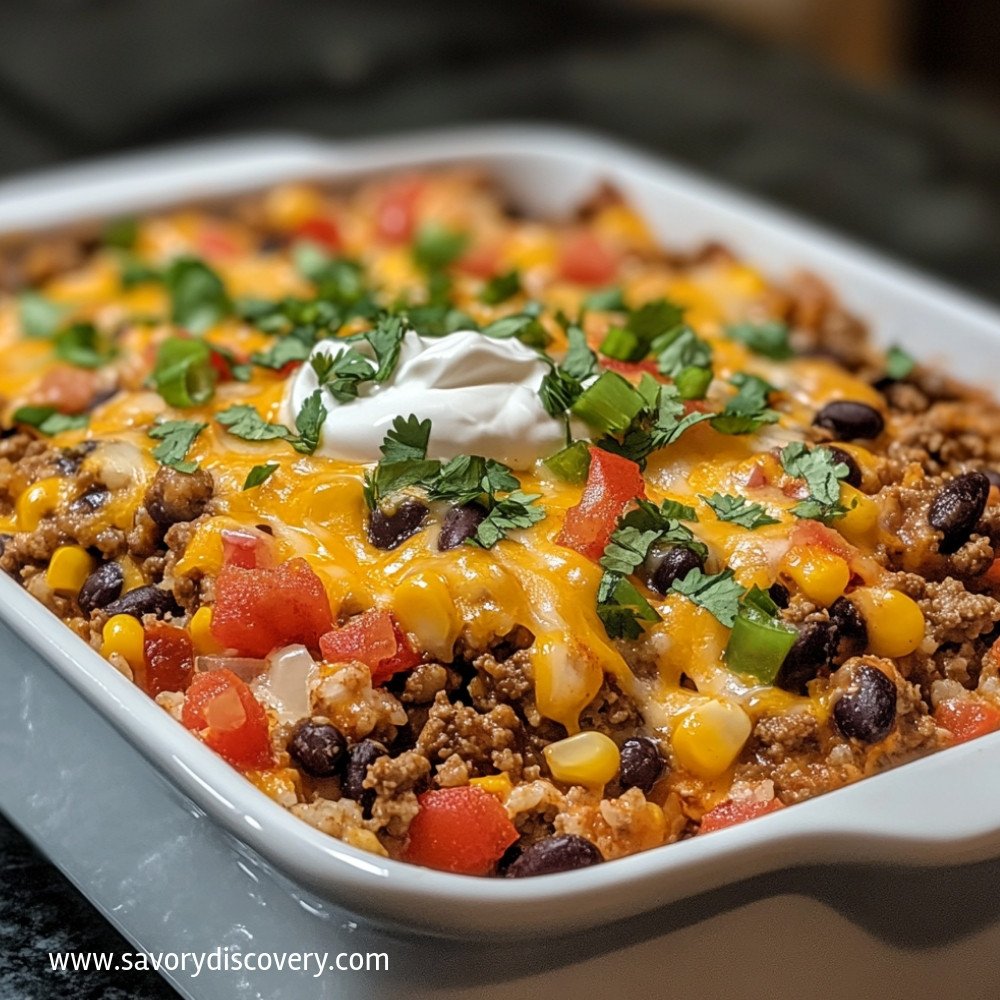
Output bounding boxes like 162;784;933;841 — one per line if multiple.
197;225;239;260
982;557;1000;586
221;528;273;570
319;610;421;686
208;346;248;383
142;621;194;697
33;365;101;415
558;232;619;285
599;357;662;380
934;698;1000;745
294;215;342;251
403;786;518;875
457;242;500;278
745;463;769;489
210;557;333;658
699;795;784;834
181;668;272;770
556;446;646;561
375;176;424;243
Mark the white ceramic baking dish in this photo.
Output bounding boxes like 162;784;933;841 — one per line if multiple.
4;126;1000;944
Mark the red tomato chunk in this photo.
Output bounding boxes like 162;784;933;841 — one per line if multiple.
210;557;333;658
142;621;194;697
557;446;646;561
558;232;618;285
934;698;1000;745
699;796;784;834
320;610;421;686
181;668;272;770
404;786;518;876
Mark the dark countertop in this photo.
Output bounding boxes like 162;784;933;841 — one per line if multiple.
3;6;1000;998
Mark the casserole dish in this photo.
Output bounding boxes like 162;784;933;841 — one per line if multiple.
4;126;1000;941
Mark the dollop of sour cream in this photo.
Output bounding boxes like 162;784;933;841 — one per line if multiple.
281;329;572;469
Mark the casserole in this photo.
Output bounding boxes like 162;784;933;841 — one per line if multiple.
4;126;1000;941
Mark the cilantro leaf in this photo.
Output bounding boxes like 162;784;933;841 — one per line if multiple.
53;322;117;369
12;405;88;436
710;373;779;435
670;567;745;627
481;309;549;348
480;270;521;305
380;414;432;462
596;572;661;640
780;441;850;521
292;390;327;455
538;326;598;419
701;492;780;529
164;257;232;333
656;325;712;377
18;292;66;339
244;464;278;490
885;344;915;381
311;347;376;403
412;223;469;271
582;286;627;312
725;320;793;360
216;405;292;442
562;325;599;381
364;315;407;383
148;419;206;472
469;490;546;549
251;335;313;371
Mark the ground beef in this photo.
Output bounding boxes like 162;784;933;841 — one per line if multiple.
363;750;430;838
892;573;1000;648
466;648;532;709
144;466;214;527
400;661;450;704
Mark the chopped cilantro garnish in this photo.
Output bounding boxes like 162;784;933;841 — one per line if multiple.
670;567;745;627
610;383;715;464
468;490;545;549
164;257;232;333
364;315;407;383
656;325;712;377
102;216;139;250
598;298;685;363
480;270;521;305
780;441;850;521
885;344;915;381
412;223;469;271
251;336;313;370
701;492;779;529
244;463;279;490
582;286;627;312
380;414;432;462
216;405;292;441
710;373;779;435
54;323;117;369
725;320;793;360
481;307;549;348
18;292;65;339
596;572;660;640
148;419;206;473
12;406;88;436
311;347;376;403
292;390;327;455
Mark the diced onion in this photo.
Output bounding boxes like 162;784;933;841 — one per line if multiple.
194;655;267;681
253;644;317;723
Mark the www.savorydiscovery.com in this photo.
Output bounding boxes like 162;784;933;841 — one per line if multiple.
48;947;389;978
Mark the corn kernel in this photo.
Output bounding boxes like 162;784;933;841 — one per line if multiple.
118;555;146;593
853;587;925;658
672;700;752;779
342;827;389;858
836;484;879;544
190;605;223;656
246;767;302;806
782;545;850;607
45;545;95;595
16;477;63;531
500;228;557;271
543;731;620;787
724;263;766;297
100;614;146;670
593;205;654;249
469;773;514;799
263;184;323;230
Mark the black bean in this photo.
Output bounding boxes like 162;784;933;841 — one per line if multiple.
833;664;897;743
342;739;388;818
829;596;867;659
103;584;182;620
78;561;125;615
53;440;98;476
775;620;837;694
767;582;790;609
619;736;664;794
813;400;885;440
69;487;110;515
145;466;214;527
505;835;603;878
367;499;428;551
928;471;990;554
437;502;487;551
647;545;705;595
288;721;347;778
830;446;863;489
